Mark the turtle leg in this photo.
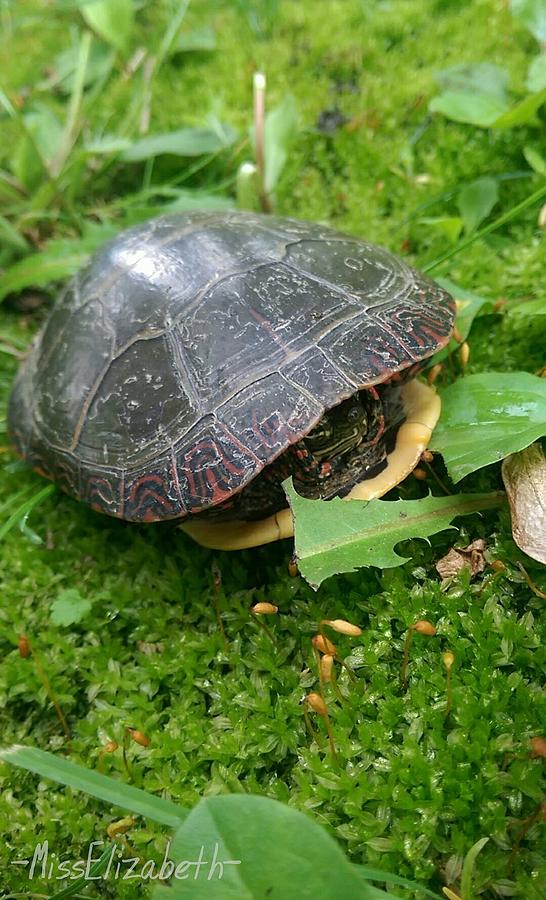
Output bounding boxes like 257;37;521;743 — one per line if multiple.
179;379;440;550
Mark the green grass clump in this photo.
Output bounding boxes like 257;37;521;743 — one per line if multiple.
0;0;545;897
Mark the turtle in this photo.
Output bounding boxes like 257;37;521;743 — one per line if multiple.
8;211;455;550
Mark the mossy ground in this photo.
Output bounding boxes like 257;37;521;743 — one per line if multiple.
0;1;545;897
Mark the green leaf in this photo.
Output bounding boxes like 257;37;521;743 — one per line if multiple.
460;837;489;900
49;843;115;899
12;105;64;189
152;794;373;899
506;297;546;316
0;223;119;301
0;745;187;827
434;63;509;100
430;63;510;126
38;40;114;94
50;589;92;626
284;480;503;589
422;280;491;367
418;216;463;243
0;245;89;300
84;134;133;154
429;91;509;126
121;123;237;161
0;485;56;541
523;144;546;174
263;93;297;193
526;54;546;92
510;0;546;43
354;866;444;900
81;0;134;52
491;85;546;127
175;25;217;52
430;372;546;482
457;177;499;233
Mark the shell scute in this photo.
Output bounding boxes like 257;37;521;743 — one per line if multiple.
8;211;455;522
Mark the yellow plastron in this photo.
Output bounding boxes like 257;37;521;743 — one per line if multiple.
179;379;440;550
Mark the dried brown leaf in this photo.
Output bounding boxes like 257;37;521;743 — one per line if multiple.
502;443;546;565
436;539;487;579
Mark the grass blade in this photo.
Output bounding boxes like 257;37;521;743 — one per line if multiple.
461;837;489;900
423;182;546;271
0;745;188;827
0;484;55;541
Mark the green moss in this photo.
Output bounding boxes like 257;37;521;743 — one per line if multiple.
0;1;545;897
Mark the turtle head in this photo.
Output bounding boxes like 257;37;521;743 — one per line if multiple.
293;387;390;500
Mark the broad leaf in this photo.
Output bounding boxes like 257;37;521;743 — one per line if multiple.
526;54;546;92
457;177;498;233
430;63;509;126
121;123;237;161
511;0;546;43
50;589;92;626
0;745;187;827
429;91;509;127
81;0;134;52
502;443;546;564
430;372;546;482
284;481;502;589
434;63;509;100
153;794;373;899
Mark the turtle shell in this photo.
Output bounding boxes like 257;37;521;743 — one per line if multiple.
8;211;455;523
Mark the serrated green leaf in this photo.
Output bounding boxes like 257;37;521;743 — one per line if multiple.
50;589;92;626
430;372;546;482
511;0;546;43
457;177;498;233
284;481;502;589
121;123;237;161
81;0;133;52
0;745;187;827
153;795;373;899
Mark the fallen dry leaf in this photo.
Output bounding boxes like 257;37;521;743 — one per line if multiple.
502;443;546;565
436;539;487;579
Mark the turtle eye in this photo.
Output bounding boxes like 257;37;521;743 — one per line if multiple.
347;406;362;422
